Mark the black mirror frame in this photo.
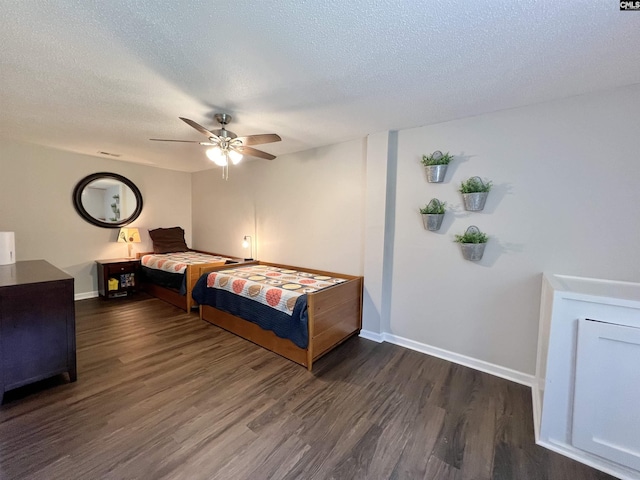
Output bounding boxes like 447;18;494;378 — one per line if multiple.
73;172;143;228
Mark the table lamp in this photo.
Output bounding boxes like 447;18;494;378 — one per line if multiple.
118;227;141;258
242;235;254;261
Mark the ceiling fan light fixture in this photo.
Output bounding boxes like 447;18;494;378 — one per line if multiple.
153;114;281;179
206;147;227;166
228;149;243;165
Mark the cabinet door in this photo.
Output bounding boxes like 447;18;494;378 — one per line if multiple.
572;318;640;471
0;282;71;388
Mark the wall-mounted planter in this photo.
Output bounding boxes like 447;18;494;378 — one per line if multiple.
459;242;486;261
420;198;446;231
422;213;444;231
424;164;448;183
459;176;492;211
462;191;488;211
421;151;453;183
455;225;488;261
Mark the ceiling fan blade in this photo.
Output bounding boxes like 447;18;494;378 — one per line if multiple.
236;133;282;146
179;117;217;139
237;146;276;160
149;139;202;143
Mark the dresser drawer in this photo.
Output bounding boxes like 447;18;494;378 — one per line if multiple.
105;262;138;275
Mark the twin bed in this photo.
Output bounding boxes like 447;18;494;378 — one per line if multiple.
192;262;363;371
136;226;243;311
137;250;241;311
138;228;363;370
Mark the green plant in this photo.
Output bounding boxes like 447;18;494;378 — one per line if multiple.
421;151;453;166
110;202;120;221
459;177;492;193
420;200;446;215
454;230;488;244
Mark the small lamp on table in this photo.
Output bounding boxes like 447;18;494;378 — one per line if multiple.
242;235;254;261
118;227;141;258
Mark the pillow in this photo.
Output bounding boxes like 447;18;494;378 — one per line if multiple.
148;227;189;254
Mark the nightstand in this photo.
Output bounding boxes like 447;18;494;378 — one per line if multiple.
96;258;140;299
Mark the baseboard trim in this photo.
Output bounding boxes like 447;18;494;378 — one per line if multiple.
537;439;637;480
359;329;384;343
531;381;542;443
359;329;534;387
75;291;98;301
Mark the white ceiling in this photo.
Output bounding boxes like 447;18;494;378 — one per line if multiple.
1;1;639;172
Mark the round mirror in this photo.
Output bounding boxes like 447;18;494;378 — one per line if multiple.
73;172;143;228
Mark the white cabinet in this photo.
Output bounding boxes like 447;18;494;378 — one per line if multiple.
573;319;640;471
535;274;640;480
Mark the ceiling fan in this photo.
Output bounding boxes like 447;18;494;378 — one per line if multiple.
151;114;281;178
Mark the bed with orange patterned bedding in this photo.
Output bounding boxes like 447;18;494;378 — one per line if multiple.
138;250;241;311
192;261;363;371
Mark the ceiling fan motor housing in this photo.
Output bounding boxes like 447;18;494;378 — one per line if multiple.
211;127;236;140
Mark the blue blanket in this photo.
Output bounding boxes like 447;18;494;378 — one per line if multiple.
141;265;186;294
192;274;309;349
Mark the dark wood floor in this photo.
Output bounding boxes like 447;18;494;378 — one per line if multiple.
0;295;615;480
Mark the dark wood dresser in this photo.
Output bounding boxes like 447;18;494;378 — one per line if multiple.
0;260;76;404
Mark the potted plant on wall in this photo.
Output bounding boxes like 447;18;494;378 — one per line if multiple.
459;176;492;211
454;225;488;261
419;198;446;231
421;151;453;183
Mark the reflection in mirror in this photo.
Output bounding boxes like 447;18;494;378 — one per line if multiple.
81;179;136;223
73;173;143;228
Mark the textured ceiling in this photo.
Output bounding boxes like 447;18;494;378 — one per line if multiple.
1;1;639;172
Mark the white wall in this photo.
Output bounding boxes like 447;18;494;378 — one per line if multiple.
387;84;640;375
192;160;258;259
192;139;366;276
83;187;104;220
361;132;390;334
0;140;192;296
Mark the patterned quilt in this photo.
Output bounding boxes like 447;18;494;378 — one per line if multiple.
204;264;347;316
141;252;231;275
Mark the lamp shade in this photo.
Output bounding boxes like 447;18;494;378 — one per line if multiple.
206;147;228;166
118;227;140;243
228;149;243;165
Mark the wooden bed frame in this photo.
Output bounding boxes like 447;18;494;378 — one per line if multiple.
198;261;363;371
136;250;244;312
